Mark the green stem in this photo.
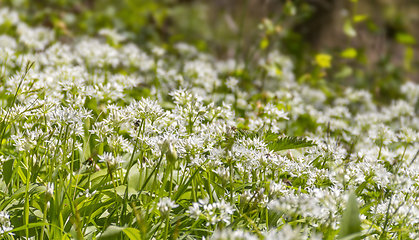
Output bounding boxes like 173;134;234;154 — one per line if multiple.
169;165;173;198
123;119;143;184
163;214;170;240
82;174;109;235
40;200;49;240
0;62;34;148
24;154;30;238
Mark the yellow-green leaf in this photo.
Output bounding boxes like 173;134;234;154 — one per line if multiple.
123;228;142;240
396;33;416;45
341;48;357;59
404;47;414;70
260;37;269;50
315;54;332;68
338;191;362;240
344;20;356;37
353;15;368;23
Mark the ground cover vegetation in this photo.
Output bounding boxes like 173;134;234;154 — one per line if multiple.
1;1;419;239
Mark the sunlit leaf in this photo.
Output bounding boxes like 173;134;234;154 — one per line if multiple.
338;191;362;240
260;37;269;50
396;32;416;45
353;15;368;23
123;228;142;240
344;20;356;37
267;136;316;152
315;54;332;68
341;48;357;59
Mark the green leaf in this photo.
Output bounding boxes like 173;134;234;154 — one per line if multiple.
344;20;356;38
339;231;366;240
161;101;176;110
338;191;362;240
404;47;414;70
3;158;14;185
341;48;357;59
353;15;368;23
99;225;125;239
235;128;259;139
264;132;280;142
396;33;416;45
128;164;141;190
174;166;201;201
0;183;46;210
123;228;142;240
260;37;269;50
334;66;353;79
5;222;49;234
267;136;316;152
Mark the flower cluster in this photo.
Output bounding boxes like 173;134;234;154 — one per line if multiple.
187;199;235;226
0;211;13;234
1;7;419;240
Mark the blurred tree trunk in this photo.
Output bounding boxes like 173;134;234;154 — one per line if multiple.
294;0;345;49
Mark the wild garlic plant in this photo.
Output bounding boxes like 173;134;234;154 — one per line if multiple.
1;7;419;240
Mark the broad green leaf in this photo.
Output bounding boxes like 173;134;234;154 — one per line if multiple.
334;66;353;79
161;101;176;109
353;15;368;23
235;128;259;139
114;185;137;199
315;53;332;68
5;222;49;234
339;231;367;240
396;33;416;45
260;37;269;50
264;132;279;142
79;169;108;186
3;158;14;185
128;164;141;190
344;20;356;37
341;48;357;59
0;184;46;210
267;136;316;152
123;228;142;240
338;191;362;239
99;225;125;239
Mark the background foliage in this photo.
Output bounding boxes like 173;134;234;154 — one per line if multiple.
2;0;419;98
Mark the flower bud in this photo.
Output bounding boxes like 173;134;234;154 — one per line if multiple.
166;143;178;164
161;139;170;154
45;183;54;202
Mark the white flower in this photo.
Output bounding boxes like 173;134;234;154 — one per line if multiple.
17;23;54;51
192;199;236;226
186;202;201;220
0;211;13;234
174;42;197;56
398;127;419;144
151;46;165;57
0;8;19;26
127;98;166;123
226;77;239;92
264;103;289;120
368;123;397;145
80;189;97;198
157;197;178;217
99;28;126;44
210;228;258;240
98;152;124;171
